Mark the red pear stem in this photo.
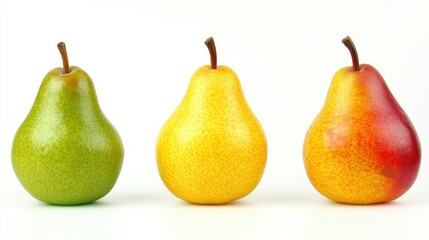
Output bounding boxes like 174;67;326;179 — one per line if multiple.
342;36;360;71
204;37;217;69
57;42;70;74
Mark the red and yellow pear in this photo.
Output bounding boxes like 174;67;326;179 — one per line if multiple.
303;36;421;204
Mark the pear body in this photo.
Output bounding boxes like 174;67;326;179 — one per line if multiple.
156;66;267;204
303;64;420;204
12;67;124;205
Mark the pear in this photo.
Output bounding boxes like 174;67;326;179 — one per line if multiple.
11;42;124;205
303;36;421;204
156;37;267;204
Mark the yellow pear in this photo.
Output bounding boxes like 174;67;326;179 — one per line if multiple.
156;37;267;204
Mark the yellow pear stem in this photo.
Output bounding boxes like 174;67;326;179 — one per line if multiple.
57;42;70;74
204;37;217;69
342;36;360;71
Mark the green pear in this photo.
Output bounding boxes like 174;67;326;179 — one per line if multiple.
12;42;124;205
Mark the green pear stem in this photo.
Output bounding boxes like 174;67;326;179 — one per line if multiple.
342;36;360;71
205;37;217;69
57;42;70;74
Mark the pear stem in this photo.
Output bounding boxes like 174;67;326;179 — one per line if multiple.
57;42;70;74
204;37;217;69
342;36;360;71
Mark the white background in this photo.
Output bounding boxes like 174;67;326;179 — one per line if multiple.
1;0;428;239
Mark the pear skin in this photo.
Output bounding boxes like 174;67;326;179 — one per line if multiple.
303;36;421;204
156;37;267;204
12;43;124;205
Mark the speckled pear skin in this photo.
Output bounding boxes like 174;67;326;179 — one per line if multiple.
12;66;124;205
156;65;267;204
303;64;421;204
